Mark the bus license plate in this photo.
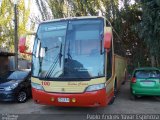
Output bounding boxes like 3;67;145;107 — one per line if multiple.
58;98;70;103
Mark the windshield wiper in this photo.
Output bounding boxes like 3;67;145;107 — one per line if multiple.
45;43;63;78
45;46;60;52
100;32;104;55
38;40;42;75
67;40;72;59
59;43;63;66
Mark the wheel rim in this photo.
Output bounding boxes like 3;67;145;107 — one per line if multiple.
18;91;27;102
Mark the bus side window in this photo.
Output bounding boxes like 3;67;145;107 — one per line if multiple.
107;42;112;79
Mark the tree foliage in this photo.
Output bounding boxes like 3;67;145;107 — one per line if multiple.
0;0;30;52
136;0;160;66
34;0;160;68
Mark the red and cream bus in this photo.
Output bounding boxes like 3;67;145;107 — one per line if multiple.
19;16;127;107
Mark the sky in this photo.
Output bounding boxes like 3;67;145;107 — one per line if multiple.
119;0;135;7
30;0;40;17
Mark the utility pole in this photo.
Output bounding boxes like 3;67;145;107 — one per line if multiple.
0;0;2;7
0;0;1;39
14;0;18;70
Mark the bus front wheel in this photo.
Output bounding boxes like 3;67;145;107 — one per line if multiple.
109;82;117;105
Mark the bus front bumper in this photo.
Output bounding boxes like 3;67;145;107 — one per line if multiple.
32;88;108;107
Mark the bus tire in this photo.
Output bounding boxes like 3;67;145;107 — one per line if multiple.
109;80;117;105
122;72;127;85
122;81;125;85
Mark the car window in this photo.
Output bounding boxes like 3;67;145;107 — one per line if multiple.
7;71;29;80
135;70;160;79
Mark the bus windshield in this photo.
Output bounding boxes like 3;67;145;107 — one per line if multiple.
32;18;105;80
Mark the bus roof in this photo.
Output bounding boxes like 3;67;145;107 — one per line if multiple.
40;16;106;24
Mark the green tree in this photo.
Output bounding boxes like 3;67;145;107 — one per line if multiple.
0;0;30;52
0;0;13;50
35;0;158;68
136;0;160;67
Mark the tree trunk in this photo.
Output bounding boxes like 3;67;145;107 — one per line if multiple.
156;56;159;67
151;56;156;67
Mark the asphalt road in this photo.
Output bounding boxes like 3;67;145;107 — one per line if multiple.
0;81;160;120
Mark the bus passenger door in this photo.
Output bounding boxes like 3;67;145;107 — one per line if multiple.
104;27;114;101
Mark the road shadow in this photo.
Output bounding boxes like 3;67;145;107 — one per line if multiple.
123;81;160;102
131;96;160;102
39;105;107;114
115;81;160;105
0;101;17;104
0;98;32;105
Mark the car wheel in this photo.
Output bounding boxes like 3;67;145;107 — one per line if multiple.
130;93;137;100
122;81;125;85
122;72;127;85
17;90;28;103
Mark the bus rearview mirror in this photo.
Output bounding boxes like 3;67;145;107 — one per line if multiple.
104;27;112;50
40;48;46;58
18;33;35;55
19;36;27;53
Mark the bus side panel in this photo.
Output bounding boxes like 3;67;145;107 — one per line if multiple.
114;54;127;89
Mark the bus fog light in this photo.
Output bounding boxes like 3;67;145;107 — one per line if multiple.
51;98;55;102
72;98;76;103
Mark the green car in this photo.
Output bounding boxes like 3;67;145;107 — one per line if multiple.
130;67;160;100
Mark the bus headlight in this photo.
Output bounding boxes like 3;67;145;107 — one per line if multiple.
31;82;44;90
85;83;105;92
